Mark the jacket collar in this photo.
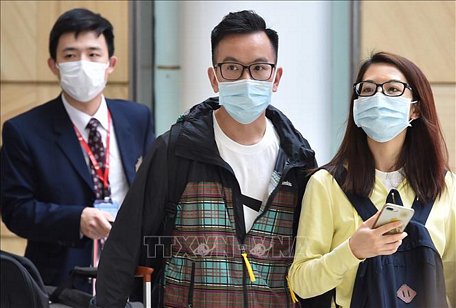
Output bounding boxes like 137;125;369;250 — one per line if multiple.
107;101;136;184
52;96;95;189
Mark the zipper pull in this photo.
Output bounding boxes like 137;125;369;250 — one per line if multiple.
286;275;299;303
392;191;396;204
240;245;256;282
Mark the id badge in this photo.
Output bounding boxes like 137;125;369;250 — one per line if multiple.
94;198;119;221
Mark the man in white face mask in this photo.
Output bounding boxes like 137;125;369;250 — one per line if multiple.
95;10;317;308
1;8;154;292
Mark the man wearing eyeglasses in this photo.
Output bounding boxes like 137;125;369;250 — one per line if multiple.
95;10;317;308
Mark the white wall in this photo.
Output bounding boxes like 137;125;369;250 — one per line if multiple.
160;1;333;164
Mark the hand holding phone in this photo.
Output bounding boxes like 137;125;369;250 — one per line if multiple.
373;203;415;234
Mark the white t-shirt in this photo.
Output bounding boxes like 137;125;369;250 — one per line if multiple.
213;113;280;232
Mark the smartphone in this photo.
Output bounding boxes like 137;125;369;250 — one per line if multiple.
373;203;415;234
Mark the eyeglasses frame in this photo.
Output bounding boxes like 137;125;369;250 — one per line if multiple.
214;62;276;81
353;80;413;97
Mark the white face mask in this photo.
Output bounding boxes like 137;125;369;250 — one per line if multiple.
218;79;273;124
353;93;416;142
57;60;109;103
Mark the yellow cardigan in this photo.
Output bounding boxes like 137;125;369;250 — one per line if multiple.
289;170;455;307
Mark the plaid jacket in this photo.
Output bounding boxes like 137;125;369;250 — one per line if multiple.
96;98;317;307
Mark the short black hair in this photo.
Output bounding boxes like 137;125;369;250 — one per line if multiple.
211;10;278;65
49;8;114;60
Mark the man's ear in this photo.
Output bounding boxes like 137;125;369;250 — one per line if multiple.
208;67;219;93
272;67;283;92
48;58;59;77
106;56;118;75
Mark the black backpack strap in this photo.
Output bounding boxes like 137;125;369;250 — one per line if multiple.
411;198;434;225
344;192;377;221
162;119;190;254
328;168;378;221
148;119;190;306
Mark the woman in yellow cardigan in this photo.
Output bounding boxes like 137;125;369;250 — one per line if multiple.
289;52;454;307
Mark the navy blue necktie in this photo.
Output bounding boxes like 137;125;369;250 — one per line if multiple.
86;118;108;199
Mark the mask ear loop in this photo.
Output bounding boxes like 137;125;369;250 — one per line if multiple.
270;63;279;83
212;66;222;86
409;100;420;124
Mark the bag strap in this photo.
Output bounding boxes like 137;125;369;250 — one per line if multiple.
329;168;378;221
411;202;433;225
344;192;377;222
162;119;190;253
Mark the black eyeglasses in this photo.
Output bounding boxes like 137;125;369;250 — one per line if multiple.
215;62;275;81
353;80;412;97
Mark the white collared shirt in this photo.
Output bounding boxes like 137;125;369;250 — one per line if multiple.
62;94;128;206
375;168;405;192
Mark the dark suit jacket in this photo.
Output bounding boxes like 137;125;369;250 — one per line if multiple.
0;96;155;290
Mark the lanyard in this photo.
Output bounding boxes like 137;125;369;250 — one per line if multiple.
73;112;112;189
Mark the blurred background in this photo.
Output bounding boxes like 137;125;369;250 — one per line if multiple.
1;0;455;255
